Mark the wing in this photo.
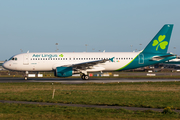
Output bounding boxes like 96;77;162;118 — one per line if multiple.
63;57;114;70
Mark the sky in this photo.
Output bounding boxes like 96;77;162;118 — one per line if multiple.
0;0;180;61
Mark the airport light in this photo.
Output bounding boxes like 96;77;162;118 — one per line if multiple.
130;45;133;52
139;44;142;51
85;44;88;52
92;48;95;52
174;47;176;54
55;43;59;52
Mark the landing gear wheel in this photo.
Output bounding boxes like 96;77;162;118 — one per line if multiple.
81;75;85;80
24;77;28;80
84;75;89;80
81;75;89;80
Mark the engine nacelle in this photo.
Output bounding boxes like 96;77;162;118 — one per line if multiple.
55;67;73;77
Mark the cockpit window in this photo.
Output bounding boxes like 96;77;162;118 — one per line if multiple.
9;57;17;61
9;57;13;60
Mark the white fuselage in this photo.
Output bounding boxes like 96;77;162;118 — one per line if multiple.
3;52;140;72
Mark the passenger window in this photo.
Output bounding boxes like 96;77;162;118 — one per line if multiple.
69;58;71;60
73;58;75;60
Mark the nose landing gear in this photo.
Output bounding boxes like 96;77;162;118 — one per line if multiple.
24;71;28;80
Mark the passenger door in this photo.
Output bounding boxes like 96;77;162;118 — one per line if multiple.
23;55;29;65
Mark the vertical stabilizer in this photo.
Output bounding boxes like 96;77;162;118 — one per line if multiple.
143;24;173;54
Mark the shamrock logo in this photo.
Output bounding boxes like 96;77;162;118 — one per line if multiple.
59;54;64;57
152;35;168;51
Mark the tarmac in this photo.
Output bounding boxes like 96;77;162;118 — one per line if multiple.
0;77;180;84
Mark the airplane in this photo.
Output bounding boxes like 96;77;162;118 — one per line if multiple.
3;24;176;80
164;57;180;65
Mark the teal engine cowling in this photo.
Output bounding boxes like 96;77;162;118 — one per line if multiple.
55;67;73;77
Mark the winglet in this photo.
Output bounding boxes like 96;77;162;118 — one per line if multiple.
109;57;114;62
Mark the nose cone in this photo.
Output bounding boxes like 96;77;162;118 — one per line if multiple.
2;62;9;70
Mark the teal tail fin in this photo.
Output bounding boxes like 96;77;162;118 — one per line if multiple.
143;24;173;54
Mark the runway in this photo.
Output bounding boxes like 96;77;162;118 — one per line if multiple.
0;77;180;84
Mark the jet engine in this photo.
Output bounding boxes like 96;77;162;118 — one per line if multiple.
54;67;73;77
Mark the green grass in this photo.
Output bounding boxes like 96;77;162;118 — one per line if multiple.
0;103;179;120
1;82;180;119
1;82;180;109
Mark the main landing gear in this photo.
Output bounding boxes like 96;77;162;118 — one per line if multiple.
81;74;89;80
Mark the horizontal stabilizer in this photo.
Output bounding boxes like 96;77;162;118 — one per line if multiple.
150;54;175;61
